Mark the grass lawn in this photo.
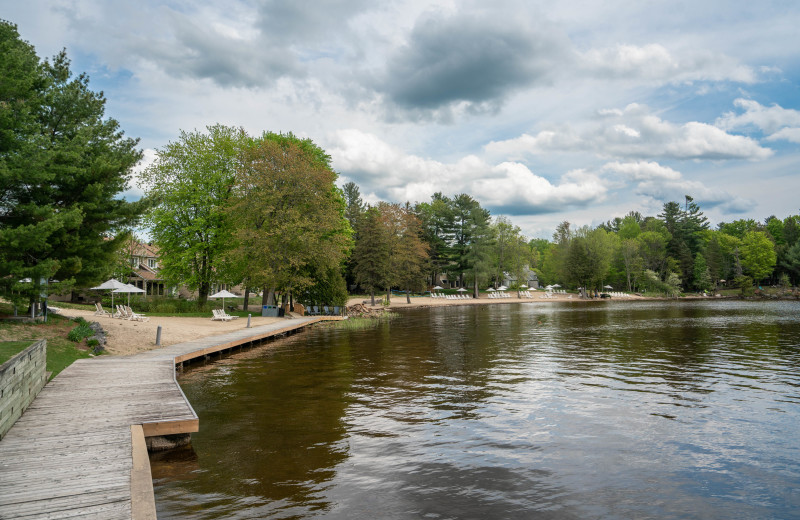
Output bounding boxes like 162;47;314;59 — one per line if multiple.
0;341;32;365
0;304;93;378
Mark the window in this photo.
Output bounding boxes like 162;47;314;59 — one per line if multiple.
148;258;156;268
132;257;139;268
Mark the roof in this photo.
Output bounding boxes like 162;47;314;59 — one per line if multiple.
130;241;159;258
130;264;162;281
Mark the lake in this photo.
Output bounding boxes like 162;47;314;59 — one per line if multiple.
151;300;800;519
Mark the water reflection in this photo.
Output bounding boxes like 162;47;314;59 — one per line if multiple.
152;300;800;519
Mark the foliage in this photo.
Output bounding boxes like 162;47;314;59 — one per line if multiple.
0;21;144;309
228;135;352;304
740;231;777;282
67;322;93;342
351;207;391;303
141;124;250;306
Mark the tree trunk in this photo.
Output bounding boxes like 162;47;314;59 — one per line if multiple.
198;282;209;307
261;287;269;306
370;289;375;306
267;288;276;305
406;289;411;304
386;287;391;304
243;286;250;312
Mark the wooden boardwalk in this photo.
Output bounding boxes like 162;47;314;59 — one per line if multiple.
0;316;333;519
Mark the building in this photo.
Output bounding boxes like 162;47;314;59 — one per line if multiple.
503;267;540;289
126;241;168;296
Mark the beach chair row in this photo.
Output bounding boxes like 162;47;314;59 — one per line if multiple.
211;308;239;321
307;305;342;316
431;293;470;300
487;292;511;299
608;292;631;298
94;303;148;321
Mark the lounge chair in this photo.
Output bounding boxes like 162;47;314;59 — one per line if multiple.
211;309;232;321
114;305;128;319
94;303;111;316
125;306;149;322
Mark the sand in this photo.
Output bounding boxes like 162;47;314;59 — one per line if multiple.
54;307;285;356
55;292;645;356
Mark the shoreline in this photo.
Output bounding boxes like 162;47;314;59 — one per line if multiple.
54;292;764;357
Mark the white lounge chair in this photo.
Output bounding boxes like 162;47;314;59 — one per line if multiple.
125;306;149;322
94;303;111;316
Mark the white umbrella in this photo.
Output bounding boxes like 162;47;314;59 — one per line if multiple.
552;284;561;288
604;285;613;289
113;283;145;306
433;285;443;291
486;288;496;292
497;285;507;291
90;278;129;308
456;287;467;292
210;289;238;309
520;284;528;289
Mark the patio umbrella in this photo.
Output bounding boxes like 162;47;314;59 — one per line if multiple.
90;278;129;309
113;283;145;306
520;284;528;289
210;289;238;309
497;285;507;291
552;284;561;288
433;285;443;291
456;287;467;292
486;288;496;292
604;285;613;289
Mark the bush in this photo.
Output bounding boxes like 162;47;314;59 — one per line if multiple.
133;297;219;314
67;322;93;342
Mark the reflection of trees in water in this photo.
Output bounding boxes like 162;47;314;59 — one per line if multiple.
537;301;800;398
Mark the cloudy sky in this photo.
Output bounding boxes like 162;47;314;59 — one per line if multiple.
7;0;800;238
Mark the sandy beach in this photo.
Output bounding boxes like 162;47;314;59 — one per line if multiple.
55;292;646;356
347;290;646;310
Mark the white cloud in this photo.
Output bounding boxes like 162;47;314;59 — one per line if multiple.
603;161;682;181
765;127;800;144
579;43;757;84
717;99;800;142
126;148;158;198
330;129;606;214
486;103;773;161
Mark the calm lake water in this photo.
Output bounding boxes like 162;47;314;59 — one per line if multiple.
151;300;800;519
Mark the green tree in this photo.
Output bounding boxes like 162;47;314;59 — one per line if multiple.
229;136;352;308
449;194;492;295
351;206;391;305
0;22;144;310
491;216;529;290
415;193;455;286
378;203;429;303
565;226;613;294
142;125;249;306
693;253;711;291
739;231;777;283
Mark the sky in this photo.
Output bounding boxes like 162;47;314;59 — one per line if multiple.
5;0;800;239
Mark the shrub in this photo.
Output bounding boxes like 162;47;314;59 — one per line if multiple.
67;322;93;342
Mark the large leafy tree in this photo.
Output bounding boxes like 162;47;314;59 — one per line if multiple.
141;124;249;306
228;134;351;308
377;202;430;303
0;21;144;309
740;231;777;283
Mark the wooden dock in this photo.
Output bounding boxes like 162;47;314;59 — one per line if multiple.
0;316;335;519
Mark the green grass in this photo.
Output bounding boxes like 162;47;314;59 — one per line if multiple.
0;304;93;378
331;312;398;330
0;341;32;365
